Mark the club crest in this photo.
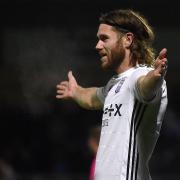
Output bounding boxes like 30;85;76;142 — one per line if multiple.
115;77;127;93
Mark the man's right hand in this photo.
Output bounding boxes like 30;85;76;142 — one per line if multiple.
56;71;102;110
56;71;78;100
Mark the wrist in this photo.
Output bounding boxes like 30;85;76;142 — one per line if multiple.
73;85;82;100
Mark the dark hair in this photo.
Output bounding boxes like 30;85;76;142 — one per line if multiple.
99;9;155;66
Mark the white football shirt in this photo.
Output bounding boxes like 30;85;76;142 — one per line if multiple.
95;65;168;180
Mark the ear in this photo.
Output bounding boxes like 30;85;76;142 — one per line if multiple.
123;32;134;48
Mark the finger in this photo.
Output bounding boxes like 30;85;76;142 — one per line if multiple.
57;89;66;94
56;81;68;88
162;58;167;65
155;57;167;68
159;60;168;76
56;94;65;99
68;70;76;81
161;62;168;70
56;94;70;99
159;58;167;66
158;48;167;59
161;58;168;67
60;81;69;86
57;86;67;91
57;84;68;90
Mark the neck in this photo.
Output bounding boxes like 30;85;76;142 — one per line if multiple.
115;52;135;74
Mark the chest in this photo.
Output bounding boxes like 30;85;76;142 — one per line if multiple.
105;77;131;105
102;77;133;128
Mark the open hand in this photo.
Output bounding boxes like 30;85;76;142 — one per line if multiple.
154;48;168;77
56;71;78;100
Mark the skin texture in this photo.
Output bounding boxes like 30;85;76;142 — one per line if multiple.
95;24;126;71
96;24;134;73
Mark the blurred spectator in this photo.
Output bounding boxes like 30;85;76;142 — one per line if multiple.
88;126;101;180
0;158;16;180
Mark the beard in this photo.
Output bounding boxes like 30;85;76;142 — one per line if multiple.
101;40;125;71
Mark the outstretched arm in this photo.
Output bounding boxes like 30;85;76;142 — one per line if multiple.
137;48;168;101
56;71;103;110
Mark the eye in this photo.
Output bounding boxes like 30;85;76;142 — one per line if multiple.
99;35;109;42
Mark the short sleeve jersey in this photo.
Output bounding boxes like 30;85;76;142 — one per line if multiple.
95;66;168;180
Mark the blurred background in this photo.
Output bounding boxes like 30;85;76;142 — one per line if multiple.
0;0;180;180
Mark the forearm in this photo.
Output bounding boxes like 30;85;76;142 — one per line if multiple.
138;70;164;101
73;86;103;110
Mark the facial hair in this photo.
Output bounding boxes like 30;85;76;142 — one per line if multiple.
101;40;125;71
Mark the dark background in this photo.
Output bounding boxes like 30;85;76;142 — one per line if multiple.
0;0;180;179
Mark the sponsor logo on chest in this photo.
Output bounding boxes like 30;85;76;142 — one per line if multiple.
104;104;122;117
102;103;122;127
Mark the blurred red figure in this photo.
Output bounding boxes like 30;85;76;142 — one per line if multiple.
88;126;101;180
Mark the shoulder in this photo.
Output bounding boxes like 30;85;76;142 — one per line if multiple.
132;64;153;74
129;65;153;80
96;75;118;104
128;65;153;91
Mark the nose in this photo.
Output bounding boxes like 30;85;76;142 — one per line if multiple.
95;40;103;50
